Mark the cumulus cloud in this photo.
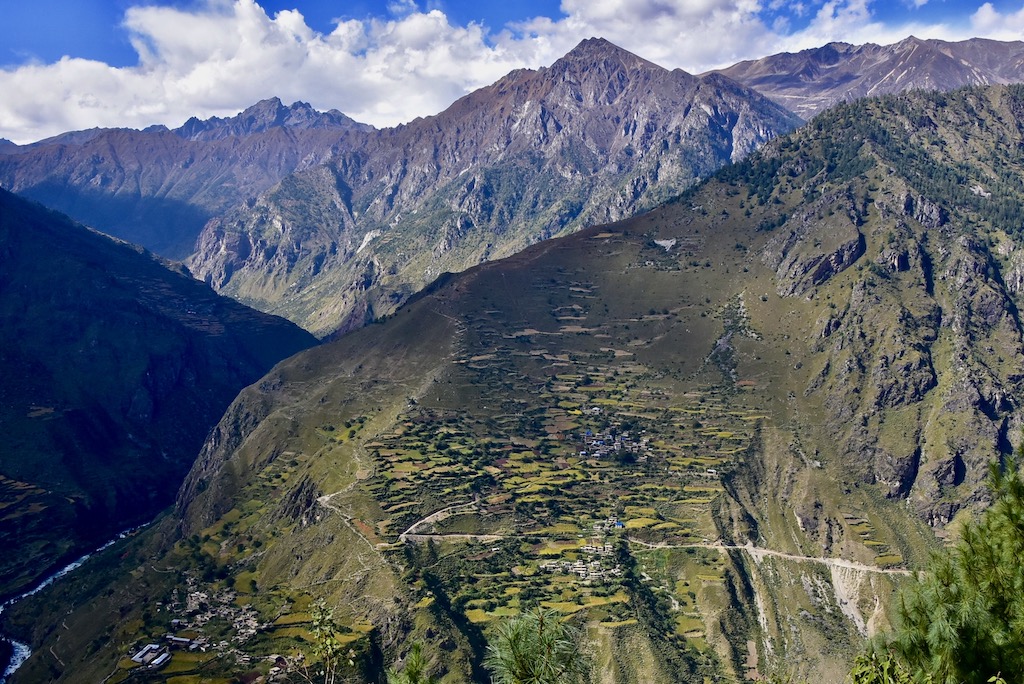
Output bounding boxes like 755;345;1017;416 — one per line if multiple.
386;0;420;17
0;0;1006;143
773;0;957;52
971;2;1024;38
508;0;774;69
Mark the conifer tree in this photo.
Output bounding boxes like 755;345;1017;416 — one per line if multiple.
484;608;588;684
386;642;437;684
856;454;1024;683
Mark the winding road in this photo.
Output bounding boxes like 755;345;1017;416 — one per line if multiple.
627;537;911;575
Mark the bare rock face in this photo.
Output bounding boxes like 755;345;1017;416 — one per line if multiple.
1004;247;1024;294
902;193;948;230
188;38;801;336
762;189;865;296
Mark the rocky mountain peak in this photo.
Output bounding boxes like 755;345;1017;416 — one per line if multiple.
804;42;851;68
174;97;371;141
241;96;296;126
553;37;666;77
896;35;928;50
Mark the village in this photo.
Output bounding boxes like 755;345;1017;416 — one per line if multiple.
538;519;624;582
125;578;271;675
115;273;769;679
575;412;653;463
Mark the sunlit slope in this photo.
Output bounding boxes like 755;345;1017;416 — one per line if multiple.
15;84;1024;682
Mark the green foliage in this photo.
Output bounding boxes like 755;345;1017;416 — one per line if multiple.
292;600;356;684
483;608;589;684
849;651;916;684
387;642;438;684
860;453;1024;683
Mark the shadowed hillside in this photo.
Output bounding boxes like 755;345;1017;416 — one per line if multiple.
0;189;316;599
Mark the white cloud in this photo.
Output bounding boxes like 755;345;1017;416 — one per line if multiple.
386;0;420;18
971;2;1024;38
0;0;1010;143
0;1;534;142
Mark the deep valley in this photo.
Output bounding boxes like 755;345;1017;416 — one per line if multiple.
4;33;1024;684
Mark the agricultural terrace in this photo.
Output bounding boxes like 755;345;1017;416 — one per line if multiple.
344;265;769;642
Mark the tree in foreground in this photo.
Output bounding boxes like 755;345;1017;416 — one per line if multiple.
387;642;438;684
484;607;589;684
291;600;356;684
853;455;1024;683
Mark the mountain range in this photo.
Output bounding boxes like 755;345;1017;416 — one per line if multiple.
5;33;1024;683
3;38;1022;338
186;38;800;336
715;35;1024;119
0;98;367;259
9;81;1024;682
0;188;316;600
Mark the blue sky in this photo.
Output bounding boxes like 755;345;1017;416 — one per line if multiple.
0;0;1006;68
0;0;567;67
0;0;1022;142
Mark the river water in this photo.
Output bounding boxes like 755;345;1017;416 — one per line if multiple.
0;526;146;683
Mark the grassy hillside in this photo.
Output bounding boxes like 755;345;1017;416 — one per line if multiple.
11;84;1024;682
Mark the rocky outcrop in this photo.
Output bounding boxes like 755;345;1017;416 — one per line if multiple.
763;190;865;296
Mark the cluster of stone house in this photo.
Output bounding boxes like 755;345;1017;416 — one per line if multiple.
131;582;269;672
180;587;267;640
539;556;623;582
593;516;625;532
577;423;651;461
539;535;622;582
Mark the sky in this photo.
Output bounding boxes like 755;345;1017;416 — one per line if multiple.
1;0;1024;143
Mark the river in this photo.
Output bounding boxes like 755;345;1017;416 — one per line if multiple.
0;525;146;683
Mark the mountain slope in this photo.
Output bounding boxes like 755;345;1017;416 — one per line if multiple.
0;189;317;599
18;83;1024;682
187;38;801;336
0;99;367;258
715;36;1024;119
